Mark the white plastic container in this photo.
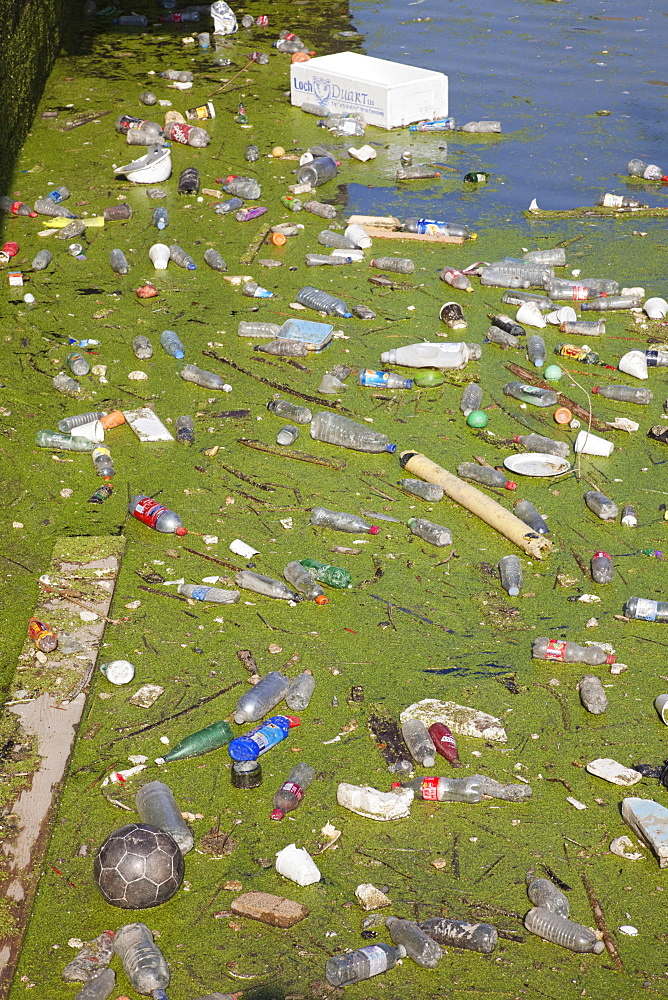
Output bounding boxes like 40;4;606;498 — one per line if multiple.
618;349;648;380
275;843;321;886
99;659;135;685
515;301;547;329
574;430;614;457
644;297;668;320
291;51;448;130
380;343;481;370
149;243;170;270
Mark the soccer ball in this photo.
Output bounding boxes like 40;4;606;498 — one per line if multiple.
94;823;184;908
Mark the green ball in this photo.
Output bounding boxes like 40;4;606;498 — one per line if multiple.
544;364;563;381
466;409;488;428
413;371;445;388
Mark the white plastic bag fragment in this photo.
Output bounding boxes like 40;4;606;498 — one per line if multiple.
275;843;321;886
337;782;413;821
210;0;237;34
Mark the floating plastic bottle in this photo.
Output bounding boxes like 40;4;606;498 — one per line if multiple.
235;570;300;603
310;411;395;454
621;504;638;528
160;69;194;82
152;207;169;230
286;670;316;710
53;372;82;396
178;167;201;195
239;321;280;340
325;944;405;987
160;329;185;359
524;907;604;954
228;715;297;761
358;369;413;389
36;430;95;452
457;463;516;490
113;923;170;998
296;285;351;318
646;349;668;368
554;343;599;364
223;175;261;199
441;267;473;292
169;244;196;270
419;917;497;954
582;295;642;312
267;398;312;423
283;562;328;603
133;335;153;359
161;719;233;763
32;248;53;271
58;411;106;432
527;334;547;368
584;490;618;521
400;479;444;502
527;877;570;917
513;433;569;458
242;281;273;299
502;289;552;309
180;364;229;390
624;597;668;623
499;553;522;596
92;445;114;479
309;506;379;535
460;120;501;132
396;165;441;180
532;638;615;666
398;775;483;802
545;276;618;300
380;342;481;370
578;674;608;715
318;230;356;250
0;195;36;217
592;384;652;404
403;218;471;238
627;158;667;181
458;383;483;418
299;558;351;589
233;672;291;724
72;969;116;1000
305;253;351;268
63;931;116;982
33;196;75;218
428;722;462;767
591;550;614;584
203;248;227;272
370;256;415;274
65;351;90;377
597;192;646;209
487;325;520;349
135;781;194;854
482;259;553;287
271;762;316;820
128;495;187;535
110;249;129;275
215;197;243;215
524;248;566;265
296;156;338;187
407;517;452;547
503;381;558;407
385;916;442;968
303;200;337;219
255;339;307;356
178;583;239;604
513;501;547;540
401;718;436;767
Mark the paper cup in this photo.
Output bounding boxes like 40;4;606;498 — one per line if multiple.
574;430;614;457
655;694;668;725
99;659;135;685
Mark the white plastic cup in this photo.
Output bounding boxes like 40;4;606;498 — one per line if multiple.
655;694;668;725
644;297;668;320
574;430;614;457
516;301;546;329
99;659;135;685
275;843;321;886
71;420;104;443
618;349;648;380
149;243;170;270
229;538;259;558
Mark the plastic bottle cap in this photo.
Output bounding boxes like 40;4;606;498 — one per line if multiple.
369;525;380;535
592;386;600;394
505;480;517;491
270;232;286;246
100;409;126;429
286;715;301;728
605;654;616;665
386;443;397;453
174;350;185;359
508;587;520;596
270;808;285;820
315;595;329;605
390;782;401;789
175;526;188;536
554;406;572;425
593;551;610;559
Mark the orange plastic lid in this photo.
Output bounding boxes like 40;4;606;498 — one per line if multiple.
315;595;329;605
270;232;286;246
291;51;310;63
100;409;126;429
553;406;572;425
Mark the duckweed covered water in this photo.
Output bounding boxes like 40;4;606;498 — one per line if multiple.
2;2;668;999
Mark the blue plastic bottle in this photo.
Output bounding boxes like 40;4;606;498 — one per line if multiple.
228;716;298;761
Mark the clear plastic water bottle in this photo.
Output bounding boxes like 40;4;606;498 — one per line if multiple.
503;381;558;407
72;970;116;1000
135;781;194;854
358;370;413;389
267;398;312;423
235;571;301;602
460;120;501;132
0;196;36;217
32;248;53;270
133;335;153;359
385;916;442;968
240;321;281;339
243;281;273;299
621;503;638;528
419;917;497;954
524;908;604;954
285;670;316;710
34;196;76;218
527;877;570;917
276;425;299;446
325;944;405;986
113;923;170;998
591;550;614;583
581;295;642;311
578;673;608;715
255;339;308;356
407;517;452;547
592;384;652;404
457;463;516;490
380;343;481;369
513;433;569;458
128;495;187;535
215;197;244;215
180;364;229;390
203;248;227;272
318;230;356;249
459;383;483;417
271;762;316;820
53;372;82;396
524;248;566;265
403;217;470;238
169;244;196;270
296;285;352;318
303;200;337;219
624;596;668;622
36;430;95;451
487;326;520;349
152;207;168;230
58;411;106;432
228;715;296;761
296;156;338;187
397;775;483;802
396;165;441;180
401;718;436;766
283;563;328;603
306;253;351;267
223;175;261;199
400;480;444;502
310;411;396;453
441;267;473;292
110;249;129;275
584;490;618;521
627;158;667;181
371;256;415;274
160;329;185;359
532;638;615;666
92;445;114;478
66;351;90;376
178;583;239;603
310;507;379;534
233;671;290;724
502;289;552;309
527;334;547;367
499;553;522;596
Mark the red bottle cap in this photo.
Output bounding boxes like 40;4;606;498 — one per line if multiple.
270;808;285;821
593;551;610;559
369;525;380;535
175;526;188;536
505;480;517;490
606;654;616;665
513;435;520;443
390;782;401;789
592;386;600;394
224;175;236;184
285;715;301;728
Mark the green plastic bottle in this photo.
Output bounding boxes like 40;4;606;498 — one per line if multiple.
161;719;233;762
299;559;352;589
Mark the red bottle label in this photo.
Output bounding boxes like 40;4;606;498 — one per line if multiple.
2;242;19;257
132;497;167;528
543;639;566;661
256;15;269;25
11;202;22;215
420;776;440;801
281;781;303;802
570;286;588;301
164;122;195;145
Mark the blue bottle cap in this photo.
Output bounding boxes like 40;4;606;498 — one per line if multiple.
174;350;185;359
386;443;397;453
186;263;197;270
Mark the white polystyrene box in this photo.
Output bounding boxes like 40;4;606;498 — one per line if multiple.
290;51;448;130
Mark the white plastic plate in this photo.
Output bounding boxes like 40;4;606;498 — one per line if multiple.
503;452;571;477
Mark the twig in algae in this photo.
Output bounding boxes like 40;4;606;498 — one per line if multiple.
105;681;242;745
581;871;624;971
202;349;350;409
237;438;346;471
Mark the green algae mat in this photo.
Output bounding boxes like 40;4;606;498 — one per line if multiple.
3;9;668;1000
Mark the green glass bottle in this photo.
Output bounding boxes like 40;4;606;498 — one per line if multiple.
463;171;490;184
299;558;352;589
161;718;234;762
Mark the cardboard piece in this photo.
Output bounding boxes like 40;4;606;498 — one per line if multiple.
123;407;174;443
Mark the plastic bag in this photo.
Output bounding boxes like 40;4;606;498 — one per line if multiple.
211;0;237;34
